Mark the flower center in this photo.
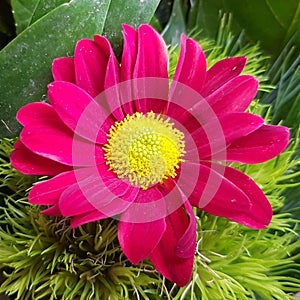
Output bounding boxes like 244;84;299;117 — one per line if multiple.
103;111;185;189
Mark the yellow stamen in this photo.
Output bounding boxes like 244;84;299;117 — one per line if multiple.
103;111;185;189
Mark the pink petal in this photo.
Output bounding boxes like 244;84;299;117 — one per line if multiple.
119;186;167;224
174;196;197;259
181;162;251;216
226;124;290;163
185;112;264;160
120;24;138;115
16;102;58;127
41;204;61;216
171;35;206;95
52;57;75;83
70;209;106;228
149;201;196;287
70;185;139;228
219;113;264;143
94;35;124;121
59;165;135;217
74;39;108;98
133;24;168;113
28;168;94;205
119;218;166;265
48;81;112;144
10;140;71;176
157;180;196;258
205;75;258;113
223;166;272;228
134;24;168;78
121;24;138;82
119;191;167;264
201;56;246;97
20;112;104;166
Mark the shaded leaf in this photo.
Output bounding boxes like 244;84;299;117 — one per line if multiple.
186;0;300;55
259;39;300;129
162;0;186;46
0;0;160;138
11;0;39;34
11;0;69;34
31;0;69;24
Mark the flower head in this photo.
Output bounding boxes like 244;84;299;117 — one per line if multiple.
10;24;290;286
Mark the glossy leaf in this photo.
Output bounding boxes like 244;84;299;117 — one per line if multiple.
102;0;160;57
11;1;70;34
11;0;39;34
0;0;160;138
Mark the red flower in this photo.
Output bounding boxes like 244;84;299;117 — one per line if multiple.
10;24;289;286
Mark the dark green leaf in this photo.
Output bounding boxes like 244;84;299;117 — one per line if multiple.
0;0;160;138
11;0;38;34
11;0;70;34
161;0;186;46
102;0;160;57
259;39;300;129
0;0;110;138
187;0;300;55
31;0;69;24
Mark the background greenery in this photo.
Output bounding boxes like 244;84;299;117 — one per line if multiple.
0;0;299;299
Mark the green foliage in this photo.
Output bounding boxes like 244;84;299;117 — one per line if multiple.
11;0;68;34
0;0;161;138
1;31;300;297
259;41;300;128
0;7;299;299
0;137;299;300
0;196;161;300
185;0;300;56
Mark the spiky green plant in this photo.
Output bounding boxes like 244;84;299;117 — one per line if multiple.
0;18;300;300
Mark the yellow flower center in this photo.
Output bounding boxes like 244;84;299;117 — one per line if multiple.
103;111;185;189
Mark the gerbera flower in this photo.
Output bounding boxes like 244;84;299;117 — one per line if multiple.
10;24;289;286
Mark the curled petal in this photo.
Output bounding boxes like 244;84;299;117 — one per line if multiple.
41;204;61;216
149;200;196;287
71;209;107;228
201;56;246;97
52;57;75;83
226;124;290;163
10;141;71;176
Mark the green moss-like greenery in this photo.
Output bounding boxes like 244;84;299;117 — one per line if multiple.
0;136;299;300
0;18;299;299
